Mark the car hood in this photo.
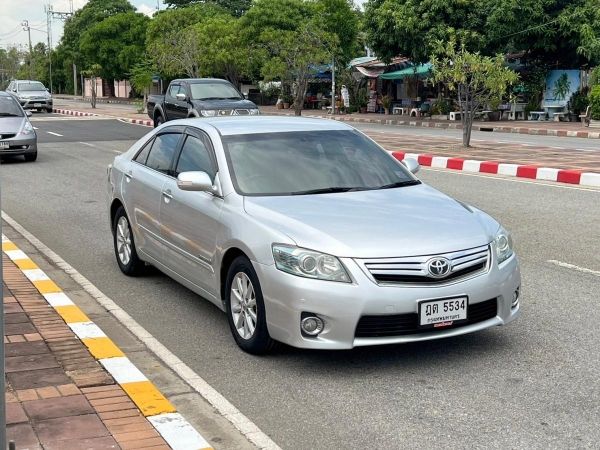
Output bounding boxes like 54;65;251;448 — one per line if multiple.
243;184;499;258
0;117;25;134
17;91;49;98
191;99;257;110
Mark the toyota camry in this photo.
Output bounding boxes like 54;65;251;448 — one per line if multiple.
107;116;521;354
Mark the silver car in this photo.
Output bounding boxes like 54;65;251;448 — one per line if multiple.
107;117;520;354
7;80;53;113
0;92;38;161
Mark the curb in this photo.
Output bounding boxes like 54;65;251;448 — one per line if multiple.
52;108;154;126
52;108;102;118
269;112;600;140
391;151;600;187
1;234;213;450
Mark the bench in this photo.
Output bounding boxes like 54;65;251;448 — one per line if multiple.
529;111;547;121
392;106;408;115
449;111;461;121
552;112;566;122
579;105;591;127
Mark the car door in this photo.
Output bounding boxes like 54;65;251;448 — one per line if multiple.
165;84;188;120
160;128;224;296
121;128;183;263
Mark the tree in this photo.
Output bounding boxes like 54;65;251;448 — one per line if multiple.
364;0;488;65
129;61;155;112
260;21;337;116
80;12;149;82
164;0;251;16
82;64;103;108
146;4;225;77
0;47;22;89
18;43;50;86
431;41;518;147
314;0;360;66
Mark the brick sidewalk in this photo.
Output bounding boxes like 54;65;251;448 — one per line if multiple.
3;255;171;450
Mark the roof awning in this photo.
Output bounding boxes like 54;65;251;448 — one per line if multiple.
380;63;432;80
355;66;385;78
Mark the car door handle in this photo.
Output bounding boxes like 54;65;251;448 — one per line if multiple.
124;170;133;182
162;189;173;202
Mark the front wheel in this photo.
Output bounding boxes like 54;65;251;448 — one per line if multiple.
112;206;145;276
225;256;275;354
24;152;37;162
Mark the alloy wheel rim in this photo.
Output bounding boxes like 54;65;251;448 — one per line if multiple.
116;216;132;266
230;272;257;340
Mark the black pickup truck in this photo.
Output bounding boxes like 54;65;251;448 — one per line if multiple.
147;78;259;127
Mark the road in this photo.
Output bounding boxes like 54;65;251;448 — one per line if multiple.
2;115;599;449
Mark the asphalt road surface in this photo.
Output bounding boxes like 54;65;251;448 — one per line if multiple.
2;116;599;449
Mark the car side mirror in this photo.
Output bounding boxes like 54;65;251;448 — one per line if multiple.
176;93;187;101
177;171;218;195
402;157;420;174
46;88;50;92
25;110;32;117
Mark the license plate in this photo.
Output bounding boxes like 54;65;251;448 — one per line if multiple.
0;141;8;149
34;103;42;108
419;297;468;327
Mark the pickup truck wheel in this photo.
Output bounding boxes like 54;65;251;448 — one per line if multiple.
154;115;164;128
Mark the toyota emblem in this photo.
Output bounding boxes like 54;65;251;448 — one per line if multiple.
427;257;451;278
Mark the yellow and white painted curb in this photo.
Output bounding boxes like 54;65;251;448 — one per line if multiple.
2;234;212;450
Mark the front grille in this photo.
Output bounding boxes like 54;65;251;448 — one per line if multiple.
0;133;17;139
355;298;498;338
360;244;490;285
233;109;250;115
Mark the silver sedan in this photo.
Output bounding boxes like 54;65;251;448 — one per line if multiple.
107;117;520;354
0;92;38;161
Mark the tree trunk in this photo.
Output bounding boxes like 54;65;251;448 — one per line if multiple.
90;79;97;109
294;78;307;117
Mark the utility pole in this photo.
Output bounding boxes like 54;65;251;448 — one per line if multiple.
331;58;336;115
21;20;33;79
45;5;53;93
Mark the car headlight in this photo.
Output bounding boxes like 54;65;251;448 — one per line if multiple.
272;245;351;282
20;121;34;136
494;228;514;264
200;110;217;117
249;108;260;115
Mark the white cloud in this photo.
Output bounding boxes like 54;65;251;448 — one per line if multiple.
137;4;157;17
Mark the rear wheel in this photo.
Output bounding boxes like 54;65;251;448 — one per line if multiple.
225;256;275;354
24;152;37;162
154;114;164;128
46;107;53;113
112;206;145;276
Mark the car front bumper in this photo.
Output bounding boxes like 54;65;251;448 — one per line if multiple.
254;253;521;349
18;98;53;110
0;134;38;156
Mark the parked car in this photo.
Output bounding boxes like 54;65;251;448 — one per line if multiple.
0;91;37;162
107;116;521;354
147;78;259;127
6;80;53;113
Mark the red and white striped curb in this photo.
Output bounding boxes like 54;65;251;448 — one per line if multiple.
391;151;600;187
53;108;102;117
121;117;153;127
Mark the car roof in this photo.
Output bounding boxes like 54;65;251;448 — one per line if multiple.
173;78;234;85
169;116;355;136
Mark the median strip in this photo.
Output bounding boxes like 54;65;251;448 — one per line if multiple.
2;234;213;450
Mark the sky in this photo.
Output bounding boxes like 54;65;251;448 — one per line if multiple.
0;0;366;50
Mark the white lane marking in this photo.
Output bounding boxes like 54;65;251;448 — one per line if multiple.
100;357;148;384
148;413;211;450
33;126;38;130
113;150;122;154
79;141;95;147
547;260;600;277
47;131;63;136
1;211;281;450
422;167;600;192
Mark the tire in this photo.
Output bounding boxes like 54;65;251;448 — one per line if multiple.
154;114;164;128
46;107;53;113
24;152;37;162
225;256;275;354
112;206;145;276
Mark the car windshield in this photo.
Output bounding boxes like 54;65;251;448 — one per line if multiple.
18;82;46;92
223;130;419;196
189;83;242;100
0;97;24;117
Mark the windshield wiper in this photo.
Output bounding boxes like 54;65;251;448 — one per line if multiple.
291;187;358;195
377;180;421;190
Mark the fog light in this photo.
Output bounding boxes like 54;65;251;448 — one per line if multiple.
301;316;324;336
512;287;520;308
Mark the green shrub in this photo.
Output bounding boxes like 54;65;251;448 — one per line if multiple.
569;89;589;115
589;86;600;120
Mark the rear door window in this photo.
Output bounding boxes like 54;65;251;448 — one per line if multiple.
145;133;182;174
